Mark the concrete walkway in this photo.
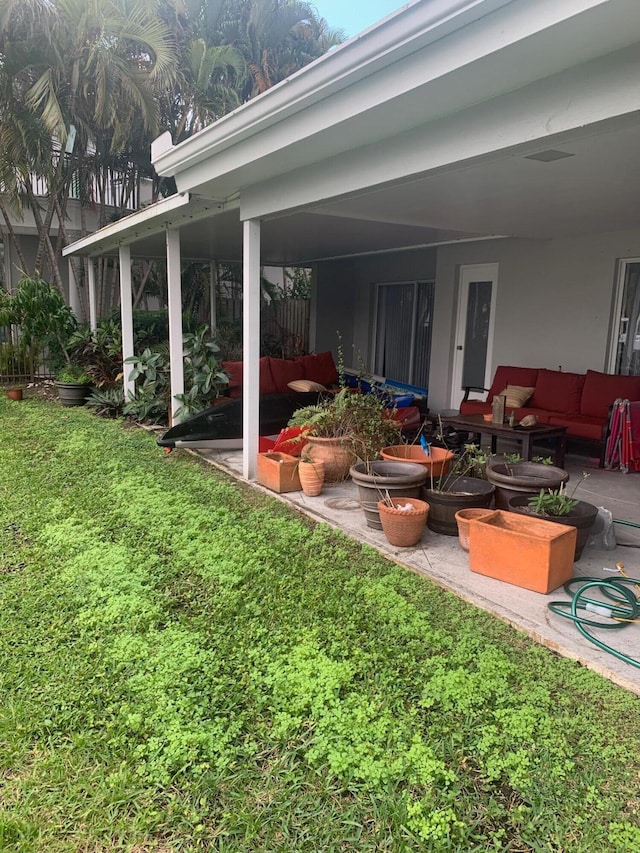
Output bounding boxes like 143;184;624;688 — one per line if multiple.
196;446;640;695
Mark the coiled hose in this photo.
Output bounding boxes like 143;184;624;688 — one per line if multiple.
548;576;640;668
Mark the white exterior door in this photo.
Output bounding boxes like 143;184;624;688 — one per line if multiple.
450;263;498;409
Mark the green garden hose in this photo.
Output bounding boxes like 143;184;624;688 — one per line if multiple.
548;576;640;669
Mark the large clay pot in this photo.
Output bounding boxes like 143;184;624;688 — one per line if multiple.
422;476;495;536
486;461;569;510
380;445;455;476
378;497;429;547
506;496;598;561
6;388;23;401
304;435;356;482
349;460;428;529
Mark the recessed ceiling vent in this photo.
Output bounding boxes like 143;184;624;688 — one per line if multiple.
524;149;574;162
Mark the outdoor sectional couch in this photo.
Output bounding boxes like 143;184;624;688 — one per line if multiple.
221;351;340;397
460;365;640;461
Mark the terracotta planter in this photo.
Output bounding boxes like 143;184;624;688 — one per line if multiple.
350;460;428;529
298;459;325;496
422;476;495;536
455;507;494;552
468;510;576;593
55;381;90;407
506;496;598;561
6;388;23;401
486;460;569;510
304;435;356;482
256;452;301;493
377;497;429;547
380;445;455;476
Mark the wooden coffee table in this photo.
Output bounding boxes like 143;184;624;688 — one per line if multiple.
441;413;567;467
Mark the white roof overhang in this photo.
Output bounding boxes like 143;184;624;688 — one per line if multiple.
65;0;640;263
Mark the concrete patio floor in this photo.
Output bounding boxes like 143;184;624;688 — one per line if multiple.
193;444;640;696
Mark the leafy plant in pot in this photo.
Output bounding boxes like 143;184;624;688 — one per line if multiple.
486;456;568;510
288;386;402;482
506;474;598;561
55;365;92;407
297;453;325;497
421;444;496;536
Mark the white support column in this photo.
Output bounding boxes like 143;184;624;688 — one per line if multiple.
209;261;217;334
67;258;82;320
242;219;261;480
166;228;184;423
87;258;97;332
118;245;135;401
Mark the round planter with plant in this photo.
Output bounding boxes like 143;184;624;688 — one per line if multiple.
420;443;496;536
486;459;569;509
298;456;325;496
55;367;92;407
288;386;402;482
506;475;597;561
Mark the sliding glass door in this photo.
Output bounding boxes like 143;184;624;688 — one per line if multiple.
373;280;434;388
611;260;640;376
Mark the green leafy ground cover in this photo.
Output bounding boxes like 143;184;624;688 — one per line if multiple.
1;398;639;852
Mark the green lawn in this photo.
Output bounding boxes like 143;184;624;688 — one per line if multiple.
1;397;639;852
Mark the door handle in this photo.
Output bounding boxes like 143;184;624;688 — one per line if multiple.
456;345;463;350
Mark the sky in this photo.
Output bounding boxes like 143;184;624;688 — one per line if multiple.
312;1;411;39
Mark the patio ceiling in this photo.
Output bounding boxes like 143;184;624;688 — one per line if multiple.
66;109;640;267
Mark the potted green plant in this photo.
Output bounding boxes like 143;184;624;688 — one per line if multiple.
486;459;570;509
506;474;598;561
298;453;325;496
55;365;92;407
421;444;496;536
288;387;402;481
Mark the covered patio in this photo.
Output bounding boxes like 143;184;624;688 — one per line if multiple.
64;0;640;478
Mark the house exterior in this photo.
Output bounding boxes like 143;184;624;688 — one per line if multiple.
64;0;640;478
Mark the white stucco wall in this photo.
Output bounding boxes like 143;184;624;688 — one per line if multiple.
314;228;640;415
314;250;438;370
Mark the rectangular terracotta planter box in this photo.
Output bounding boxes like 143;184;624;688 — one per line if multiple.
468;510;576;594
257;452;301;493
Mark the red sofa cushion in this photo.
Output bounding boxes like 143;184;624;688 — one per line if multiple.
459;400;491;416
529;369;585;415
488;366;540;399
580;370;640;420
268;357;305;394
548;415;607;442
221;358;280;396
296;351;339;387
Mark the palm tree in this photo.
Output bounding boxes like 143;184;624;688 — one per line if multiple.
0;0;179;293
224;0;345;99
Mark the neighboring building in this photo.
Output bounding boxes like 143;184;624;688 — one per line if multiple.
64;0;640;476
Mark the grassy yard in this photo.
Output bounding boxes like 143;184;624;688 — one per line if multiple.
1;397;640;852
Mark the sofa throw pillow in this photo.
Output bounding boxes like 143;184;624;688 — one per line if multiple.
288;379;326;392
496;385;535;409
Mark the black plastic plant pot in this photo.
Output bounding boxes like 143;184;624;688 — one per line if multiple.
506;496;598;561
